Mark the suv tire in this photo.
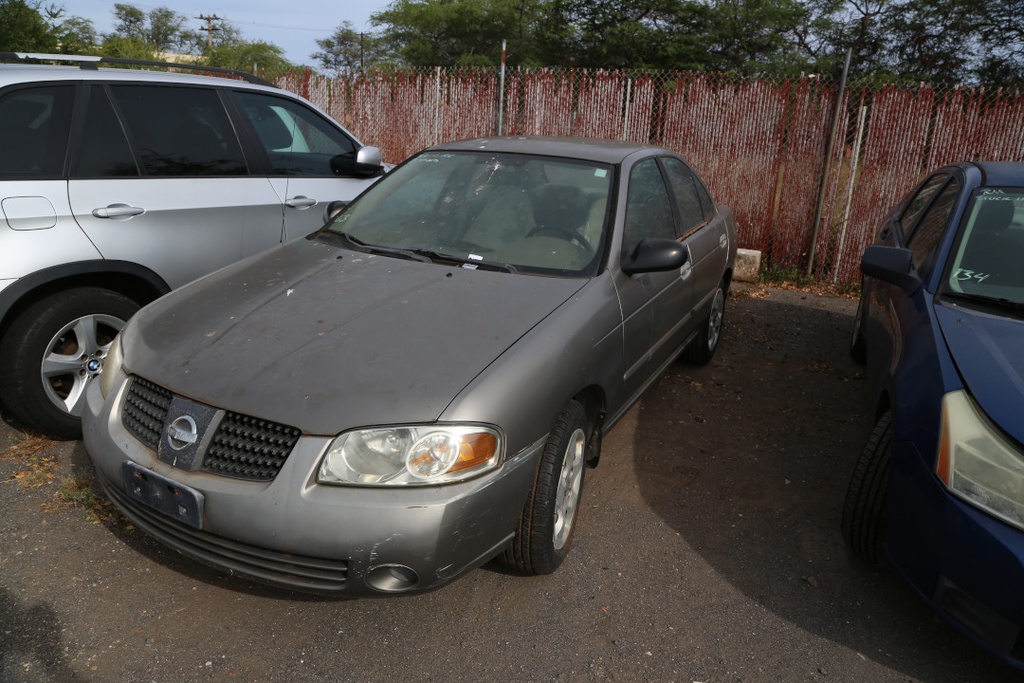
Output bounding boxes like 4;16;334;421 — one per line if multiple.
0;287;138;439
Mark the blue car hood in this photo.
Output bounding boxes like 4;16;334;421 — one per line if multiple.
121;238;587;435
936;300;1024;445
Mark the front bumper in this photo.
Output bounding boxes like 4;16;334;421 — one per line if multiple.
82;377;543;597
887;440;1024;668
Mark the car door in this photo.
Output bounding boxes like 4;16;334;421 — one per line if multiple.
615;156;694;402
231;91;375;242
865;175;962;399
68;84;285;289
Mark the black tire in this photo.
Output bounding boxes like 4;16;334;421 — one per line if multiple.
841;411;892;564
683;280;726;365
850;291;867;363
501;400;588;575
0;287;138;439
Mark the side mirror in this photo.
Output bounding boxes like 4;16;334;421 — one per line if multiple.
622;238;688;276
323;200;349;223
861;245;921;295
330;146;385;178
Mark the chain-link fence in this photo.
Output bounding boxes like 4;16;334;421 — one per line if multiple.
274;66;1024;286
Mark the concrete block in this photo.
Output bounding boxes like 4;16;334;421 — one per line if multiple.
734;248;761;283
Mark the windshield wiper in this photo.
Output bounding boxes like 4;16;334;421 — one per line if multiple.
325;231;431;263
406;248;519;274
943;290;1024;315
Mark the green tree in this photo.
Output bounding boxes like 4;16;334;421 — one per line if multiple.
371;0;549;67
53;15;99;53
313;21;385;72
109;3;201;55
0;0;58;52
207;40;291;75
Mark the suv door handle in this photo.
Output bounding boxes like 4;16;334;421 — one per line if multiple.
285;196;317;209
92;204;145;219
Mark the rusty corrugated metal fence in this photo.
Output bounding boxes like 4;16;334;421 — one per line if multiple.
275;67;1024;286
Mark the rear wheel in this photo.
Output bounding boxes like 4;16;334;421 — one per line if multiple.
842;411;892;564
683;279;726;365
501;400;588;575
0;287;138;439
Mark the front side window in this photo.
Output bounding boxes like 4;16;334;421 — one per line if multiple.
234;92;357;176
661;157;706;232
908;179;959;272
324;151;612;277
623;158;676;255
108;85;247;177
900;173;949;238
0;85;73;178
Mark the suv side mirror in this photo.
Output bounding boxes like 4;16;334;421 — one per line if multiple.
861;245;922;295
331;146;385;178
622;238;688;276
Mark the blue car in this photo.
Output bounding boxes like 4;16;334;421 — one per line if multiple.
844;161;1024;668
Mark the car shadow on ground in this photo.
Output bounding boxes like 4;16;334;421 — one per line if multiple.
629;289;1020;681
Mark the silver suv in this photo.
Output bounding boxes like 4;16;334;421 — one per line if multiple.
0;53;384;438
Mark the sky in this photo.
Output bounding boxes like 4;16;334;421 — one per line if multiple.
65;0;394;66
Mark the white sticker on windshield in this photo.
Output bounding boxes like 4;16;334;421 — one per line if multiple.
595;169;608;178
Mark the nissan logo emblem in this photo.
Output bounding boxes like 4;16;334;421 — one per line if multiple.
167;415;199;451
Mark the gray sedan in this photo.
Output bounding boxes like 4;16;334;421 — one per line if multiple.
82;137;738;596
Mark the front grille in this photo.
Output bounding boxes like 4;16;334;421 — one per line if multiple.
99;470;349;592
121;376;300;482
123;377;172;451
204;413;301;481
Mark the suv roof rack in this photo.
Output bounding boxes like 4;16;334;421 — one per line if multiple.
0;52;273;87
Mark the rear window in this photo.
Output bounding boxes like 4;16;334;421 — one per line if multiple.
0;85;73;178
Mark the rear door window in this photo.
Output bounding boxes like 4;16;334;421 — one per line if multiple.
106;85;247;177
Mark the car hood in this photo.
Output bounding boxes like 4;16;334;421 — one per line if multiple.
936;301;1024;445
122;239;587;435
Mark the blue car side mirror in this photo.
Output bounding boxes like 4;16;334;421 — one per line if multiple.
861;245;922;295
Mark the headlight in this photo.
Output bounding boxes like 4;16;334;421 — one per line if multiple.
318;425;502;486
937;390;1024;530
99;333;124;398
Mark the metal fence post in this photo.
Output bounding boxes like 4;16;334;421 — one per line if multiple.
807;48;852;277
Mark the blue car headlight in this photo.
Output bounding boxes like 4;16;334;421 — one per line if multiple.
938;390;1024;531
318;425;502;486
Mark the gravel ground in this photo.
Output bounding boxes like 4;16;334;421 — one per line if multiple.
1;284;1019;682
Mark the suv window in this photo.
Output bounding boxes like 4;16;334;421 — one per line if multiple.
0;85;73;178
234;92;357;176
108;85;247;177
72;86;138;177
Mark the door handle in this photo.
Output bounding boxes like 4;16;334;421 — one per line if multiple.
92;204;145;219
285;196;317;209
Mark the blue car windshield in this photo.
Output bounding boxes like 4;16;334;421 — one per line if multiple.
946;189;1024;305
323;151;613;278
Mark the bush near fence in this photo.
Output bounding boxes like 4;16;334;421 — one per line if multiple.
275;67;1024;286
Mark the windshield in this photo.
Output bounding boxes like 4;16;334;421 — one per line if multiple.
945;188;1024;305
322;150;613;277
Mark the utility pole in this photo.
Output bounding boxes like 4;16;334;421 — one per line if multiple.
197;14;221;51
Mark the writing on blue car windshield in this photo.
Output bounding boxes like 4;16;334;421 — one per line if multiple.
946;189;1024;305
322;151;613;278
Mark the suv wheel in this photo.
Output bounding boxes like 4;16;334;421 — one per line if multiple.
0;288;138;439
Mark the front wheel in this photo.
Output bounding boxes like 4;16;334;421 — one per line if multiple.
501;400;588;575
0;287;138;439
683;280;726;365
841;411;892;564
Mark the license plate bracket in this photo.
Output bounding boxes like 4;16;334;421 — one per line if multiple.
121;461;205;530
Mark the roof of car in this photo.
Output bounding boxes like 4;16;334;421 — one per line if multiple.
431;136;674;165
0;54;273;88
972;161;1024;187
